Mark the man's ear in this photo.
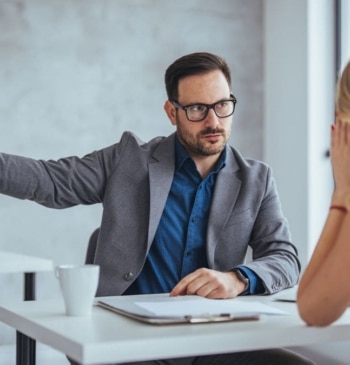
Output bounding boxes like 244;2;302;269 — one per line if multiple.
164;100;177;126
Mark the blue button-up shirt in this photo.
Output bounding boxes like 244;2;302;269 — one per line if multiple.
124;137;262;295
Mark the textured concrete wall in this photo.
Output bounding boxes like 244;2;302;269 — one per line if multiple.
0;0;262;343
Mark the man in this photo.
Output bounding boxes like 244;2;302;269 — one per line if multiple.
0;52;313;364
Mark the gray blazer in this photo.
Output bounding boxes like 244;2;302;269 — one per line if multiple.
0;131;300;296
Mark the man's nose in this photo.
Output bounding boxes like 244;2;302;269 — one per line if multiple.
204;108;219;128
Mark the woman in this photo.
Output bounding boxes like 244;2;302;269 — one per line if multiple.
297;61;350;326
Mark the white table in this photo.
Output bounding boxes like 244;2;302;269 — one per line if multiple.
0;251;53;300
0;251;53;365
1;289;350;365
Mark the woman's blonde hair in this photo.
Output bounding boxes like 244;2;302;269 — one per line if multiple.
336;61;350;115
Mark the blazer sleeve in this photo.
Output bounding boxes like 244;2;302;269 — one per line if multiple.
0;132;132;208
210;152;301;295
242;167;300;294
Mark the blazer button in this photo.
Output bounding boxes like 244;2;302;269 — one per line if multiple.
124;272;134;281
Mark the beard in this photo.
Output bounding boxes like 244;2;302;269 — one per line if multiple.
176;121;230;157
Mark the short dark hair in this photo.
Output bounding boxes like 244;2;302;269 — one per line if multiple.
164;52;232;101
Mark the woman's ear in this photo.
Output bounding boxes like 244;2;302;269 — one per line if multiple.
164;100;177;126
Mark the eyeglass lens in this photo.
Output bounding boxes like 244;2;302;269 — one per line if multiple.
186;100;235;121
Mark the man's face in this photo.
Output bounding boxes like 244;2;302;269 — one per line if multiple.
165;70;233;159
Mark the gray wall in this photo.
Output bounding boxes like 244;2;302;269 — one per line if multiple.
0;0;263;343
264;0;335;269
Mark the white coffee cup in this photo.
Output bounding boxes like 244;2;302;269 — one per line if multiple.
55;264;100;316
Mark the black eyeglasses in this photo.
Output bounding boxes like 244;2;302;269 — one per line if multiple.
170;94;237;122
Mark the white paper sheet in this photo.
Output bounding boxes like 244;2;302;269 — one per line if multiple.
135;298;287;317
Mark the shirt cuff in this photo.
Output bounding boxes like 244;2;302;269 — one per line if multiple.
234;266;265;295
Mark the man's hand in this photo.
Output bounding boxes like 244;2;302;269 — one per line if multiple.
169;268;247;299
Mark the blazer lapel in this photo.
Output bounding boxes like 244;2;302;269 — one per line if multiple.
147;134;176;248
206;147;241;267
